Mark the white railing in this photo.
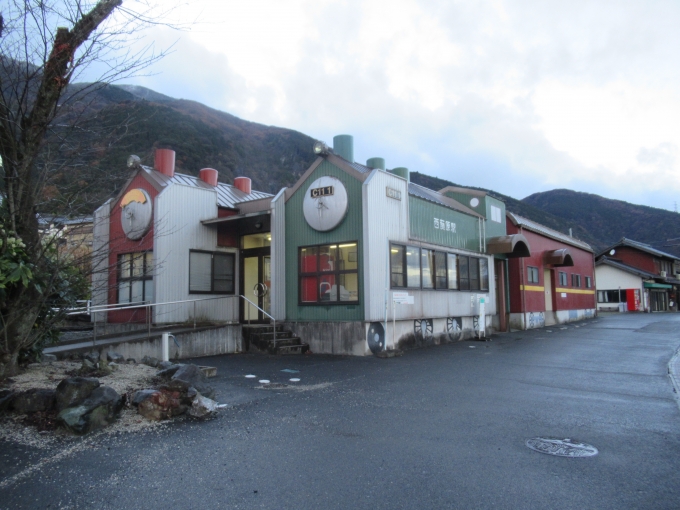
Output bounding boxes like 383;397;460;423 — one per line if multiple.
67;294;276;346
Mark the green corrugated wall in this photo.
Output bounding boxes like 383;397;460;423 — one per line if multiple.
484;196;507;238
409;196;481;252
285;160;364;321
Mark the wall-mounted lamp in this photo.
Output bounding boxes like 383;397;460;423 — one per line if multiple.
313;140;330;156
254;222;263;230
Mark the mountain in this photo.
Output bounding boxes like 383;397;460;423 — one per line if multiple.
29;81;680;257
522;189;680;256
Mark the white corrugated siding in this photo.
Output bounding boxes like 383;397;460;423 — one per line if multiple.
91;200;111;322
362;171;497;323
270;188;286;320
154;184;239;323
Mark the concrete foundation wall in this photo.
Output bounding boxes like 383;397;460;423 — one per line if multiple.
282;321;368;356
73;325;243;362
509;308;596;330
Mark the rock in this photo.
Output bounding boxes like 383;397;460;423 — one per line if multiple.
188;394;219;419
57;386;123;434
107;351;125;363
55;377;100;411
83;351;100;364
108;362;120;371
131;389;158;407
126;358;136;364
41;353;57;363
158;361;175;370
0;390;16;412
137;389;186;420
141;355;159;368
167;364;215;399
11;389;56;414
81;359;97;372
156;364;182;378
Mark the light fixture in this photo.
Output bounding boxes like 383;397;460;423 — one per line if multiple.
313;140;330;156
127;155;141;168
254;222;262;229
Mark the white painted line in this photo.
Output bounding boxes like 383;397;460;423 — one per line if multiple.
289;378;300;382
259;379;270;384
245;374;256;378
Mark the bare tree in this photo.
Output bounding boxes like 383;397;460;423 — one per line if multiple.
0;0;176;377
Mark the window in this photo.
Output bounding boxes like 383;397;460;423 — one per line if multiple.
390;245;421;288
585;276;592;288
447;253;458;290
421;249;435;289
490;205;502;223
189;251;235;294
559;271;568;286
459;255;470;290
527;266;539;284
598;290;627;303
118;252;153;304
299;242;359;304
572;274;581;287
479;258;489;291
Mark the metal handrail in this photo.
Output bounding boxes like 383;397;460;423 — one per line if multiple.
77;293;276;347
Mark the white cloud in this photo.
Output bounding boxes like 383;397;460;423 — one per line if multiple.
118;0;680;209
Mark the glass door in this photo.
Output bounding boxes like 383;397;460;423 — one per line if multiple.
240;247;271;322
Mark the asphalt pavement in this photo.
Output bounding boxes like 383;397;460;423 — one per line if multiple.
2;312;680;509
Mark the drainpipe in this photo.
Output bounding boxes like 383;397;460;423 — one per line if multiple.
519;225;527;330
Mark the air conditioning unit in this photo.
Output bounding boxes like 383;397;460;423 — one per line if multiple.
660;271;667;278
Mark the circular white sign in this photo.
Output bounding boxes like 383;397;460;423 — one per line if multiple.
120;188;153;240
469;197;480;208
302;176;349;231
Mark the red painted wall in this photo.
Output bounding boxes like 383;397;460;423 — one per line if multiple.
507;219;596;313
610;247;658;274
217;207;239;248
107;173;159;323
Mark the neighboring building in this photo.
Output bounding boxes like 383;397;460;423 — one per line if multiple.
505;212;596;329
595;238;680;312
92;136;533;356
594;257;656;312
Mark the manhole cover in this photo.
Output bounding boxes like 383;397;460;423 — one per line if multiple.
526;438;598;457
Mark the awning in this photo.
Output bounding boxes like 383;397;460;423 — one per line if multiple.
486;234;531;258
544;248;574;267
644;282;672;289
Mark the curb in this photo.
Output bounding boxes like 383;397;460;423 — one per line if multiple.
668;345;680;409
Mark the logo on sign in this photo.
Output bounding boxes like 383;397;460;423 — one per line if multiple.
310;186;334;198
434;218;456;233
386;187;402;201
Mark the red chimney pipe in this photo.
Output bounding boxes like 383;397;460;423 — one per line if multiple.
155;149;175;178
199;168;218;187
234;177;251;194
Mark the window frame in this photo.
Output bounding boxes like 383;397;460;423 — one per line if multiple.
298;241;360;305
117;251;153;304
585;276;592;289
188;249;236;295
571;274;581;288
559;271;568;286
527;266;539;284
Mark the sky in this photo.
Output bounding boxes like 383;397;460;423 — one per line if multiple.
112;0;680;210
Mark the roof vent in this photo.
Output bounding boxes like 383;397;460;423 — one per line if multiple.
199;168;218;187
234;177;252;194
333;134;354;162
154;149;175;178
366;157;385;170
392;167;410;182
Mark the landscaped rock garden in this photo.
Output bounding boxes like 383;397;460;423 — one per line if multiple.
0;351;222;444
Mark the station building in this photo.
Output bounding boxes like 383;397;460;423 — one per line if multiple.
92;136;532;355
506;213;596;329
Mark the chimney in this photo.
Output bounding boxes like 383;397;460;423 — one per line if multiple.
234;177;252;194
366;157;385;170
333;134;354;162
391;167;410;182
155;149;175;178
199;168;218;187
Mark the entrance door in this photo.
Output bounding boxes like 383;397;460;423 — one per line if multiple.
544;269;553;311
241;249;271;322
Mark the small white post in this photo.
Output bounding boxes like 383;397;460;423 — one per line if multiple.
162;332;170;362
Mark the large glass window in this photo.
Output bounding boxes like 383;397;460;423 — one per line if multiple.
189;251;235;294
391;244;422;288
479;258;489;291
458;256;470;290
299;242;359;304
447;253;458;290
598;290;627;303
421;249;435;289
118;252;153;304
434;251;447;289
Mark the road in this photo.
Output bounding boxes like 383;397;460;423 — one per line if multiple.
2;313;680;509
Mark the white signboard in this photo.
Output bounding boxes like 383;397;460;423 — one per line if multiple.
386;187;402;201
392;291;414;304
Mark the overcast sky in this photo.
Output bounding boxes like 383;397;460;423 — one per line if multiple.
117;0;679;210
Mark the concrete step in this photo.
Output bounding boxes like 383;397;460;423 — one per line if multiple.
250;331;295;342
276;343;309;355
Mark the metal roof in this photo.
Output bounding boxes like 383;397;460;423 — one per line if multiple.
408;182;482;217
598;237;680;261
141;166;271;208
506;212;593;252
